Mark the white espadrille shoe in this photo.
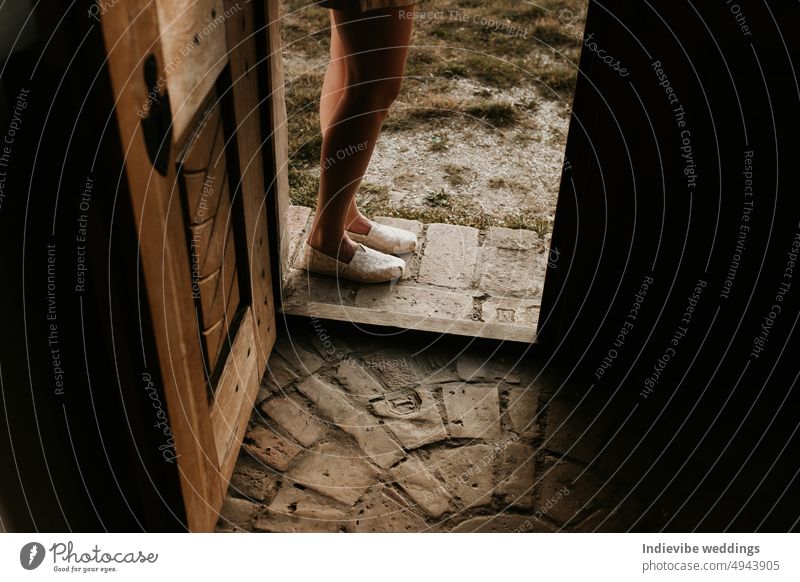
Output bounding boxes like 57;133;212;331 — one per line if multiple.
295;241;404;283
346;222;417;255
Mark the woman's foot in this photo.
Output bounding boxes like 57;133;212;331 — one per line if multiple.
305;230;359;264
296;240;404;283
346;221;418;255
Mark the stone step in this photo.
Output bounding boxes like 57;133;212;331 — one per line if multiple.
281;205;545;343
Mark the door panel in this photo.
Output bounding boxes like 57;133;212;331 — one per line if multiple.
181;104;225;173
223;0;278;366
100;0;278;531
210;307;260;487
155;0;228;142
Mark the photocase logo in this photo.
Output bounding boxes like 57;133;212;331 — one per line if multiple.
20;542;46;570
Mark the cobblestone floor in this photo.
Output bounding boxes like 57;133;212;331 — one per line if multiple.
216;320;661;533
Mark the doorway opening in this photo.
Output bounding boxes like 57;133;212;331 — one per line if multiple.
275;0;588;342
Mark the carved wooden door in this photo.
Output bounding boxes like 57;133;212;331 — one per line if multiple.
99;0;279;531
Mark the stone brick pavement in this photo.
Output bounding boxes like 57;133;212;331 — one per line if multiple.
280;206;546;343
216;320;662;533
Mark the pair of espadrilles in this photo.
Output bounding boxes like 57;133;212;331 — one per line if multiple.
295;222;416;283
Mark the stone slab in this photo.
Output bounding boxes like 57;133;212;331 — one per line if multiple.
450;514;553;533
478;245;547;299
415;351;462;384
253;510;346;533
354;284;475;322
261;395;327;448
428;444;494;508
495;442;536;509
418;223;480;289
296;376;404;468
506;387;539;439
361;350;420;390
287;442;379;506
456;351;521;384
372;387;448;449
228;454;280;502
262;354;299;393
284;269;359;308
268;484;348;521
481;297;541;327
485;226;544;251
336;360;387;399
348;487;428;533
390;456;452;518
273;334;327;377
216;497;261;532
442;384;502;439
243;424;303;472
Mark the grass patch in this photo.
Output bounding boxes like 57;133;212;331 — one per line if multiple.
504;212;552;237
443;164;469;187
424;188;451;207
428;133;450;152
387;97;519;132
293;133;323;167
535;65;578;97
437;63;470;79
462;54;523;89
288;167;318;207
287;169;553;235
465;102;517;127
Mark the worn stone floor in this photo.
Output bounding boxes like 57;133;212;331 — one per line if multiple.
215;317;664;533
280;205;545;343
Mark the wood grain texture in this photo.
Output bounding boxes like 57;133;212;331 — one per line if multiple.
197;264;239;330
189;184;234;278
209;307;260;491
180;104;223;173
224;0;277;372
264;0;292;287
99;0;222;531
155;0;227;143
202;316;227;370
203;272;240;373
100;0;279;531
183;164;226;225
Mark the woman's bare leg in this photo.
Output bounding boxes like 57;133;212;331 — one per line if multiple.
307;6;414;262
318;15;371;236
319;12;345;135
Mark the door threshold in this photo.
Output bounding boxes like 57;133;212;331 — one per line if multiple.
280;206;545;343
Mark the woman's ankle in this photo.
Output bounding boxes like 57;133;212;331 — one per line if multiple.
307;230;358;263
345;213;372;235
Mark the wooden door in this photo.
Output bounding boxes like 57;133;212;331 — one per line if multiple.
98;0;279;531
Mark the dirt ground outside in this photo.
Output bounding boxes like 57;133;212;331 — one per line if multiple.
281;0;589;240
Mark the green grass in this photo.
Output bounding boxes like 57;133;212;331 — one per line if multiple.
288;167;318;207
424;188;451;207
